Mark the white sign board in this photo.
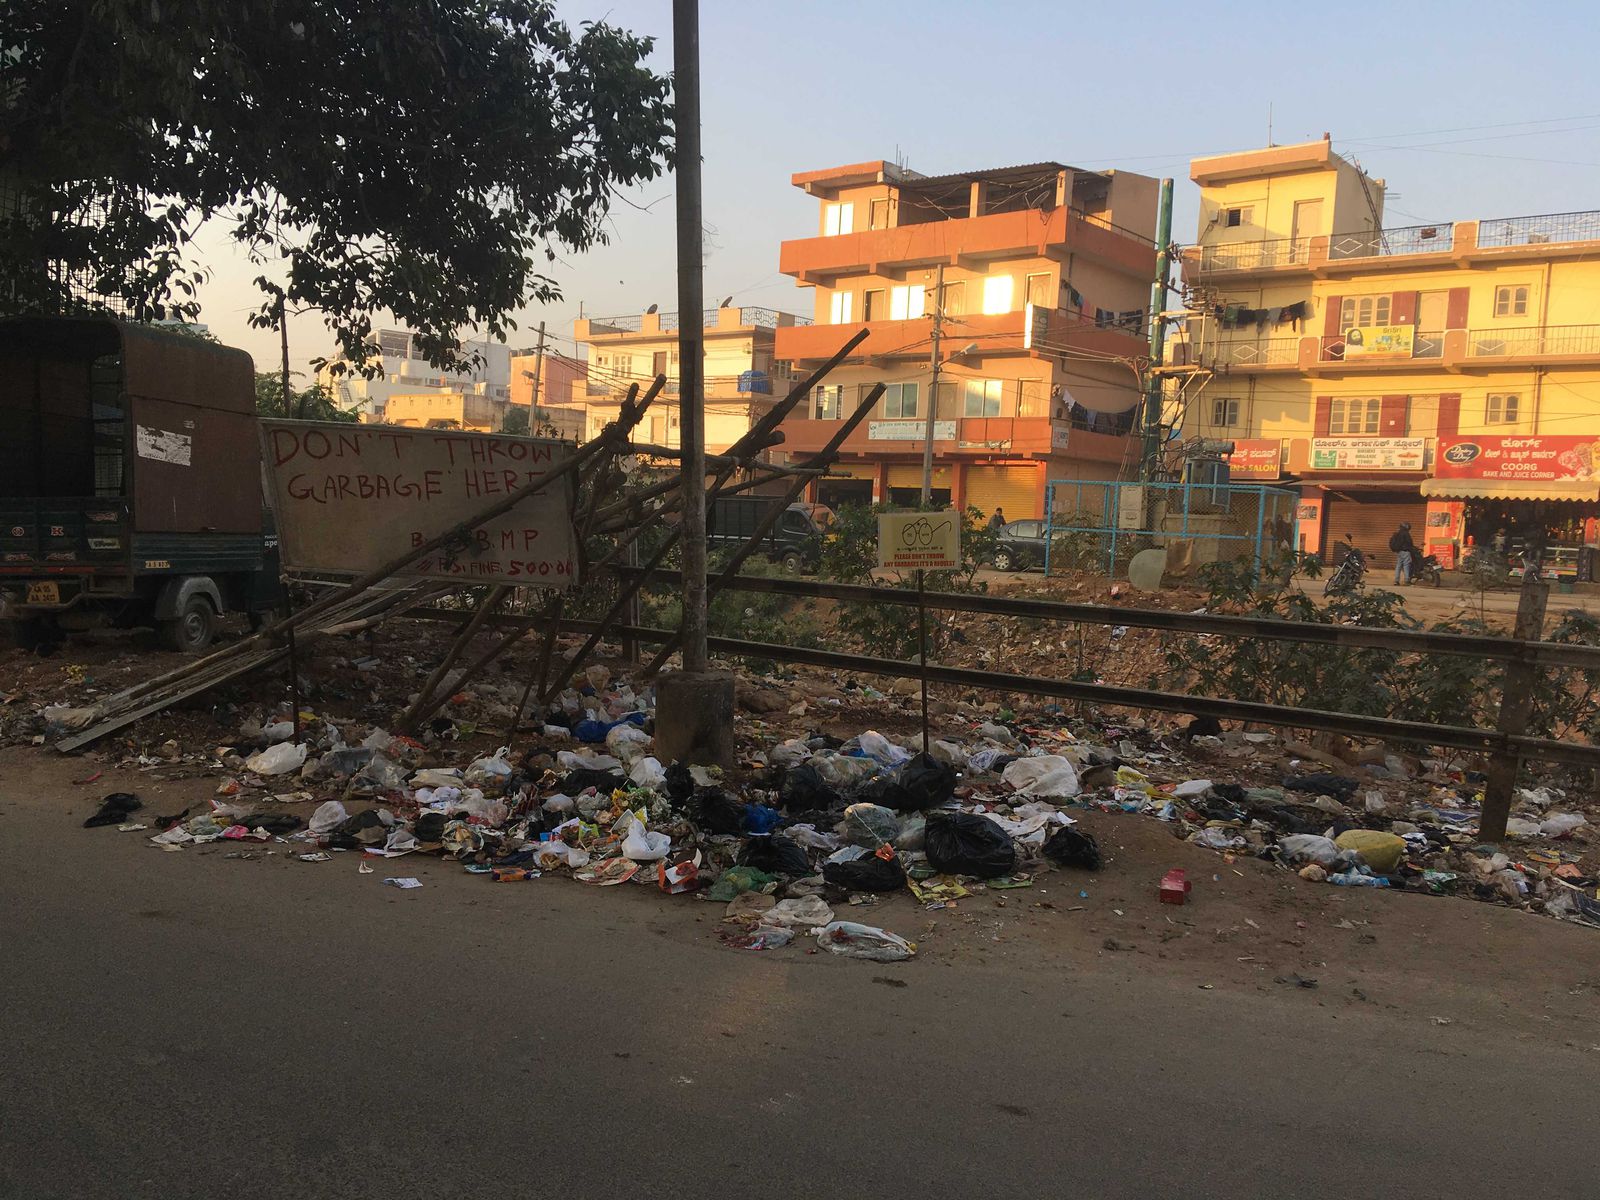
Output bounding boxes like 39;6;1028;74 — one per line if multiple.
1051;423;1072;450
878;511;961;571
136;425;192;466
1309;437;1426;472
869;420;957;442
260;420;576;585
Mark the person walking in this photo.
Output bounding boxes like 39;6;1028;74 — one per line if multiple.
1389;521;1416;585
987;507;1006;531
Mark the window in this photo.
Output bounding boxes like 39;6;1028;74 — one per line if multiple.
1025;273;1054;308
1494;285;1529;317
868;198;890;230
812;385;842;420
1340;295;1392;329
1223;205;1254;228
1211;397;1240;427
862;289;885;322
829;290;853;324
939;281;966;317
963;379;1004;417
1009;521;1041;539
652;351;668;376
1486;393;1520;424
889;284;925;321
1329;397;1381;435
823;202;854;237
981;274;1014;315
882;382;919;419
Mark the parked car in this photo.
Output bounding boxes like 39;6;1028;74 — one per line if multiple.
0;316;282;652
706;497;832;573
989;519;1060;572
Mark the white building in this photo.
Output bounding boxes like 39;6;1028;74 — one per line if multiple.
319;329;511;423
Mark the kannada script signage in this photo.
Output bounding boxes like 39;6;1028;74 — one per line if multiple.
1310;437;1426;471
1342;324;1414;358
1227;438;1283;479
1435;435;1600;481
260;420;575;585
878;511;961;572
868;420;957;442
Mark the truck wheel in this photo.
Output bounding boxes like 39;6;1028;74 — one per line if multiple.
780;550;805;575
9;618;60;654
160;594;217;653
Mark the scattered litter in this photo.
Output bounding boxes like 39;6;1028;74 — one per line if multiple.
382;877;423;889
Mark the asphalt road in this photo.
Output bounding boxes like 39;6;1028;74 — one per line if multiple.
4;771;1596;1199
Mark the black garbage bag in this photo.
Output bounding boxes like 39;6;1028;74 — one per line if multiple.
562;767;627;795
855;774;912;811
414;811;449;843
897;753;956;810
84;792;141;828
696;789;748;836
925;812;1016;878
663;760;694;804
780;763;839;811
240;812;302;835
823;852;905;892
740;834;812;876
1042;825;1102;870
1283;772;1358;800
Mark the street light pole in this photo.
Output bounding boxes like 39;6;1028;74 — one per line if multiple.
920;261;946;506
673;0;707;674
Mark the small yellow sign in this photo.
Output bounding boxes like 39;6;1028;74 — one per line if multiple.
878;512;961;571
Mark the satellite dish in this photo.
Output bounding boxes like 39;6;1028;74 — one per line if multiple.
646;303;659;314
719;295;734;308
1127;547;1168;591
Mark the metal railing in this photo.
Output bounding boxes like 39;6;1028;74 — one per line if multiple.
589;307;812;333
1476;209;1600;248
800;379;1058;423
1333;222;1453;258
1069;208;1158;248
1217;336;1300;366
1198;237;1310;271
1468;324;1600;358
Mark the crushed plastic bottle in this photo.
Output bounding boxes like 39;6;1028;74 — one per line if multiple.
1328;869;1390;888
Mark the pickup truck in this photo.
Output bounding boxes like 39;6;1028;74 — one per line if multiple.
0;316;281;652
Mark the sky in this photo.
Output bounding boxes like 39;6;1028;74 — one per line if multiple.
187;0;1600;376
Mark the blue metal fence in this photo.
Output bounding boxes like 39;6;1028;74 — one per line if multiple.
1043;479;1300;580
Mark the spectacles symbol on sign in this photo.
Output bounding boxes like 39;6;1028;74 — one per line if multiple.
899;517;952;549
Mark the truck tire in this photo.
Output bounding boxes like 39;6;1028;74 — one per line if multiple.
160;593;217;653
9;617;61;654
780;549;805;575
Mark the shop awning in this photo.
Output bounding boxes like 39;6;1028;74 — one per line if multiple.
1420;478;1600;502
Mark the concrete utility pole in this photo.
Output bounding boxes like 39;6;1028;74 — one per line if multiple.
530;320;546;408
920;261;946;506
655;0;734;766
1140;178;1175;480
279;293;295;419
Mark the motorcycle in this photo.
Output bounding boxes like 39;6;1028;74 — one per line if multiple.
1324;534;1367;596
1415;552;1443;587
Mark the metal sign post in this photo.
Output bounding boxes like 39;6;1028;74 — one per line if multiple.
879;511;961;751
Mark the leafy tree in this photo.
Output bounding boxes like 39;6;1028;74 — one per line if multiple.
501;406;531;436
254;372;355;422
1;1;673;372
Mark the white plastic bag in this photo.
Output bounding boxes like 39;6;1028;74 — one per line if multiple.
622;823;671;861
814;921;916;962
628;756;667;789
309;800;348;836
1002;755;1081;798
557;749;622;772
1540;812;1587;837
857;731;912;768
245;741;308;776
1278;833;1339;868
411;767;465;788
260;720;296;744
811;753;878;788
769;738;812;768
465;747;514;787
763;896;835;928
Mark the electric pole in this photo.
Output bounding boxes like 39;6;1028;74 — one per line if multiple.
1140;177;1175;480
530;319;546;420
920;261;946;506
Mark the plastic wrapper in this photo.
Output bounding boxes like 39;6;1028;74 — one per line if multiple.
814;921;916;962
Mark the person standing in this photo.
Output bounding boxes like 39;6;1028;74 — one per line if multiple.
1389;521;1416;585
987;507;1006;531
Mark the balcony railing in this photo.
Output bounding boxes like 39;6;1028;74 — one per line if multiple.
1218;336;1301;366
1199;238;1311;271
803;379;1056;423
588;307;812;333
1330;222;1453;258
1467;324;1600;358
1476;210;1600;249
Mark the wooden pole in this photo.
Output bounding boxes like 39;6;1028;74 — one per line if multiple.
917;567;930;752
396;584;508;732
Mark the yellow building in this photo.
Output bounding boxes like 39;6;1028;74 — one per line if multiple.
1176;136;1600;576
383;390;509;433
569;305;805;454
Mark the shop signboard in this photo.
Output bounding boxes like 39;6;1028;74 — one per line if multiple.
1342;324;1414;358
1435;435;1600;481
1310;437;1426;471
868;420;956;441
1227;438;1283;479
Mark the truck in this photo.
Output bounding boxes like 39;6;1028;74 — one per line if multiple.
705;496;832;573
0;316;281;652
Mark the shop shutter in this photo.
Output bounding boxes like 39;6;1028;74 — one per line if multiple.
1321;493;1428;568
1436;393;1460;439
1323;296;1343;336
1391;291;1418;325
885;463;951;489
964;464;1041;521
1446;287;1470;329
1314;396;1333;437
1379;395;1409;436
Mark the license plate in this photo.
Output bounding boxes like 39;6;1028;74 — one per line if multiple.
26;581;60;605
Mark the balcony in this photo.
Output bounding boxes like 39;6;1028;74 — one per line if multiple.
774;306;1146;366
578;306;811;340
1466;324;1600;361
1208;322;1600;374
1186;209;1600;282
780;206;1155;286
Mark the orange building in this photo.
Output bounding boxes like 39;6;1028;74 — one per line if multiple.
772;159;1159;516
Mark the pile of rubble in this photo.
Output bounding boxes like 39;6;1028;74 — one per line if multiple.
72;660;1600;952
